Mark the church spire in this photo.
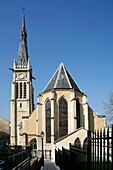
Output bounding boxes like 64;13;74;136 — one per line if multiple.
18;12;29;66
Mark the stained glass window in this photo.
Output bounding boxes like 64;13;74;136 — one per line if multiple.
59;97;68;138
46;100;51;143
76;99;80;128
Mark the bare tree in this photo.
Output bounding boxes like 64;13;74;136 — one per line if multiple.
104;92;113;125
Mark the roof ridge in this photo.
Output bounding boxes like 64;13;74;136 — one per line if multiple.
54;63;62;88
62;64;72;88
66;68;82;92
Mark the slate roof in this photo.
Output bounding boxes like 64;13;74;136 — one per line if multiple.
18;15;29;66
43;63;81;92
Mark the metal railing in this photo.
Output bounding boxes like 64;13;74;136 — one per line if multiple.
1;149;31;170
12;157;31;170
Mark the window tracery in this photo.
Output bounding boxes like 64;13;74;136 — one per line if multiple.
29;138;37;149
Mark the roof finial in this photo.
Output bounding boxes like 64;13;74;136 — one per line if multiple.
22;6;26;31
22;5;25;16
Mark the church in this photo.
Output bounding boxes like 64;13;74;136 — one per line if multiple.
10;15;106;159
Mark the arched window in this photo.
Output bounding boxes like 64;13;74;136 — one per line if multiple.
59;97;68;138
83;138;88;151
29;138;37;149
46;100;51;143
76;99;80;128
24;82;26;98
74;138;81;148
20;82;22;99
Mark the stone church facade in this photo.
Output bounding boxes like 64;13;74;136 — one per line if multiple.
10;15;106;159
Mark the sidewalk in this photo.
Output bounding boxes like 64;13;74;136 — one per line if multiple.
41;159;60;170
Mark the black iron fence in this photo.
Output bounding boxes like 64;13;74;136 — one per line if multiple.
12;157;31;170
0;146;46;170
55;126;113;170
4;149;30;170
91;126;113;170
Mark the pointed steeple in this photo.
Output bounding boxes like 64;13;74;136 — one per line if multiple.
18;14;29;66
43;63;82;92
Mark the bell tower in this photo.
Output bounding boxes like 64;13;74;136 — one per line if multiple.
10;14;34;145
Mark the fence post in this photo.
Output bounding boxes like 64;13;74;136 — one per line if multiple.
55;149;57;166
107;127;109;170
97;130;99;170
58;149;62;169
94;131;96;170
29;157;31;170
92;132;94;170
69;143;71;170
111;125;113;169
87;130;91;170
103;128;105;170
100;129;102;170
62;146;65;170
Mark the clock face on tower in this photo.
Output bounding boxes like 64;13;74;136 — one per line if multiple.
19;74;24;79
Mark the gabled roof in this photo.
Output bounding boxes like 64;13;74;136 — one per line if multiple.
43;63;81;92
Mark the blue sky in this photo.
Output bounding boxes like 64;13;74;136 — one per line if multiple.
0;0;113;121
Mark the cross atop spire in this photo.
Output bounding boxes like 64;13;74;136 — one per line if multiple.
17;12;29;66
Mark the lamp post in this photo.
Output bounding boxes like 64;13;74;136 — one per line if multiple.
40;131;44;166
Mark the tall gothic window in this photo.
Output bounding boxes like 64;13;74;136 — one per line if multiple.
24;82;26;98
20;82;22;99
59;97;68;138
15;83;18;99
76;99;80;128
46;100;51;143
